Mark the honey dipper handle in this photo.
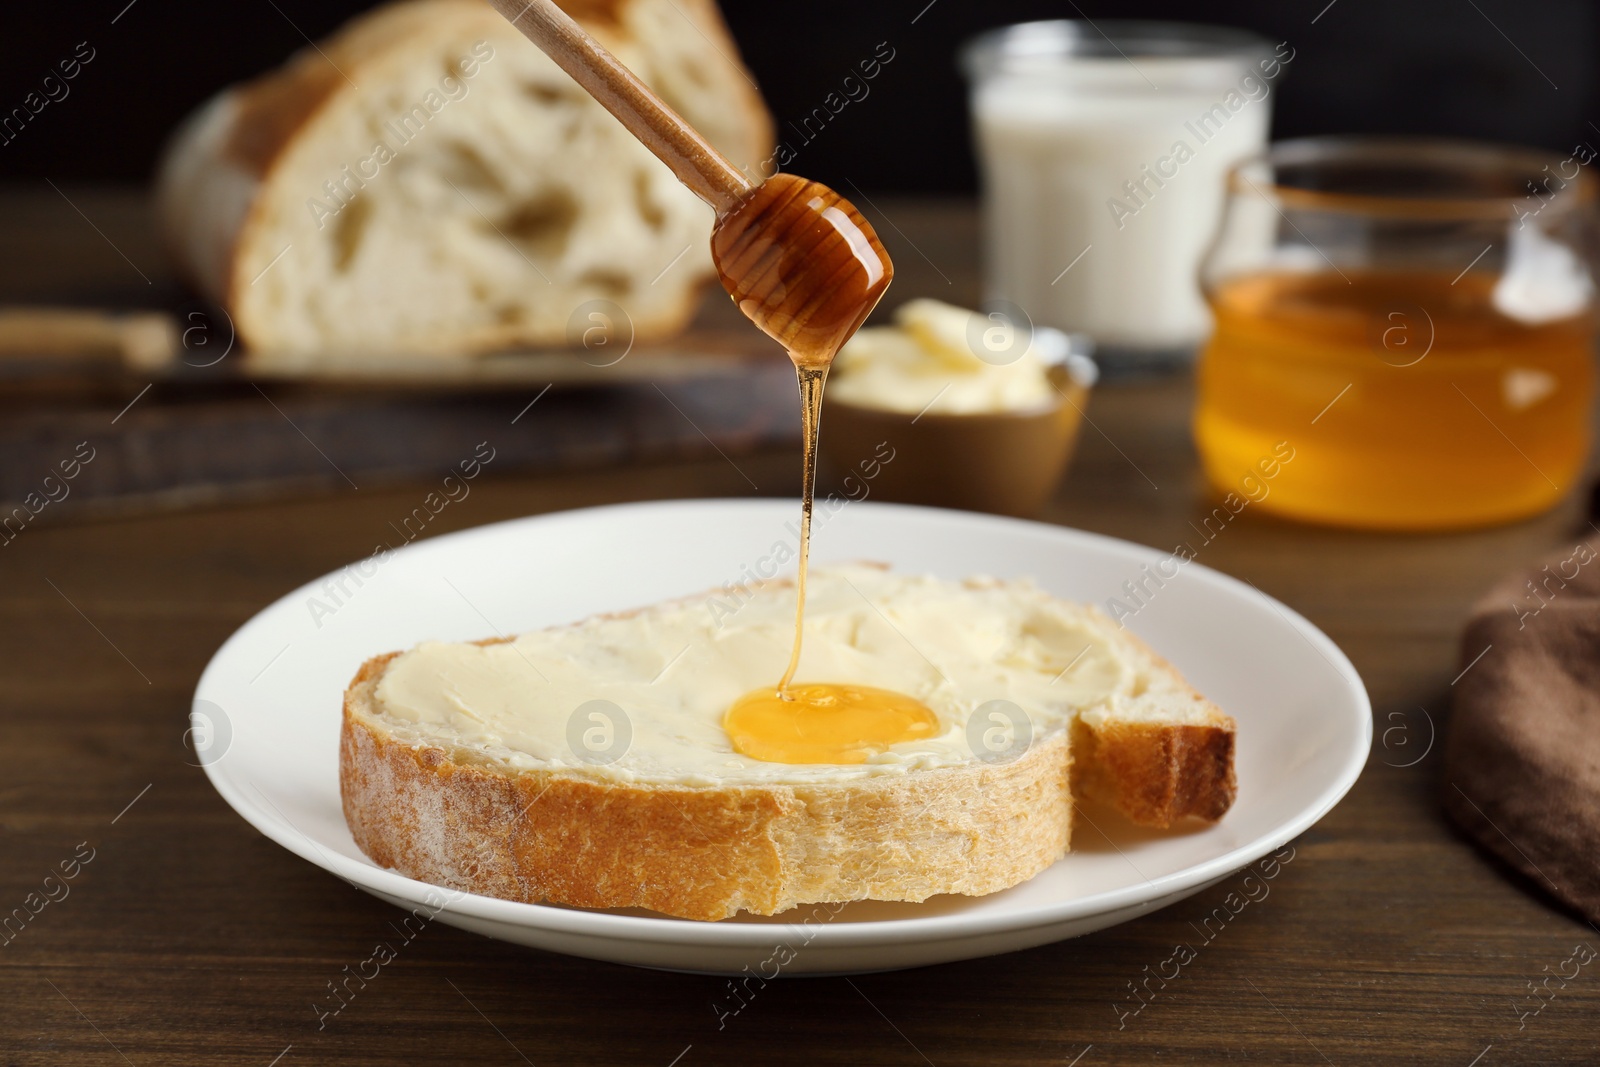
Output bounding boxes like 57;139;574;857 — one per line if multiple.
484;0;754;213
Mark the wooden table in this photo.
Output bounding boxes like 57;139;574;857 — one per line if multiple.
4;191;1598;1065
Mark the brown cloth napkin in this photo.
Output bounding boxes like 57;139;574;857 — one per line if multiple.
1443;533;1600;924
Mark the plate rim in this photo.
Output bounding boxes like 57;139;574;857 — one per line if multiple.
196;497;1372;949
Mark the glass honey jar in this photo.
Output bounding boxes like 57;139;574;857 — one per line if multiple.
1195;137;1598;529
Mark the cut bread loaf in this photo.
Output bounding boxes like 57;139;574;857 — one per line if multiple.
340;564;1235;920
155;0;773;357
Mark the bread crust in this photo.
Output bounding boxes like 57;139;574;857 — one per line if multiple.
1074;719;1235;827
341;651;1073;921
1074;626;1237;828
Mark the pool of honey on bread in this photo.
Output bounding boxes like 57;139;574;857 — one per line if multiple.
372;564;1136;785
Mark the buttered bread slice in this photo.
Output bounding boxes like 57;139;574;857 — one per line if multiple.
340;564;1234;920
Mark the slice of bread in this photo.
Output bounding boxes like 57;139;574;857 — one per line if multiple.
155;0;773;357
340;565;1235;920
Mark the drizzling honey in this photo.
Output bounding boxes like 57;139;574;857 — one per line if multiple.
710;174;934;764
778;363;828;693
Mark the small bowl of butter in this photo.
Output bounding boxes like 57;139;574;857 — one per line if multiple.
823;299;1096;516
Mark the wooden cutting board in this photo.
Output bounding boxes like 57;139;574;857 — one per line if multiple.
0;358;800;521
0;299;802;520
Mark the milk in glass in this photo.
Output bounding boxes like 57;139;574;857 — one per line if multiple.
964;24;1284;361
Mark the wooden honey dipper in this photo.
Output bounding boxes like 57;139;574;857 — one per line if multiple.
484;0;894;367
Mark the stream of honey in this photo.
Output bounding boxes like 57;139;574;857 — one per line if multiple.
778;363;828;694
711;176;938;764
723;360;939;764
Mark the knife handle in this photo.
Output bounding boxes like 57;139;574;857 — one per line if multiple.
0;308;178;371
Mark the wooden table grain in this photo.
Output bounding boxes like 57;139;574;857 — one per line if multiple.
3;190;1599;1066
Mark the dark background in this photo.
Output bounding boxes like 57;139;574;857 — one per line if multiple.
0;0;1595;192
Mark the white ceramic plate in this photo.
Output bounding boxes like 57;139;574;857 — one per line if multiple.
194;499;1370;975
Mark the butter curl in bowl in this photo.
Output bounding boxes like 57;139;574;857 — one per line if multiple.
824;299;1096;516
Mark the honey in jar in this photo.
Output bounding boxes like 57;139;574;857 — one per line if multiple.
1196;269;1594;529
1195;138;1598;530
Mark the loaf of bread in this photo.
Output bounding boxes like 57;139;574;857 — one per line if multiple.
340;564;1235;920
155;0;773;356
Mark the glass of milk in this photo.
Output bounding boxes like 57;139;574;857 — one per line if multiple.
963;21;1284;370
